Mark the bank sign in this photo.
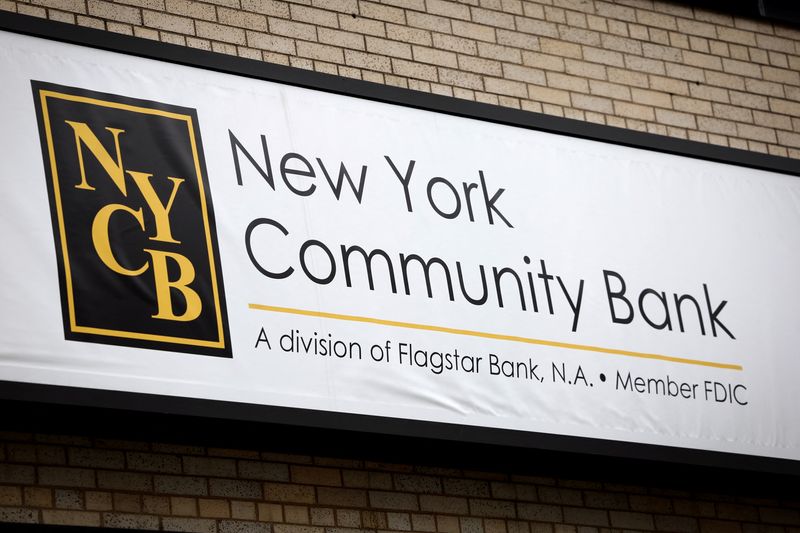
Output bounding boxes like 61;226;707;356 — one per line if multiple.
1;27;798;466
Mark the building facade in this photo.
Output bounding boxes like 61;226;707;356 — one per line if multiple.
1;0;800;531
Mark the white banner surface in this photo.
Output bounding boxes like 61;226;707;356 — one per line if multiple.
1;30;799;462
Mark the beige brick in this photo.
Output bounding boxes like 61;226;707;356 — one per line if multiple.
231;500;257;520
338;13;386;37
688;82;728;102
171;497;198;516
554;26;597;49
297;41;344;63
258;502;283;522
636;9;677;30
673;95;712;115
453;20;496;43
127;452;181;473
18;4;47;18
665;62;705;83
361;1;405;24
313;487;365;507
366;36;412;59
289;466;341;487
432;33;476;55
737;123;778;143
212;41;237;55
103;513;160;530
745;78;785;97
142;495;170;515
676;17;717;38
393;58;438;81
218;6;267;30
497;29;541;50
712;103;752;122
241;0;289;17
522;51;565;72
387;24;432;46
515;17;559;38
113;493;141;513
165;0;215;21
681;50;722;70
199;498;230;518
614;101;656;121
631;87;672;108
596;2;636;22
458;55;502;76
426;0;469;20
494;64;542;86
753;110;793;130
87;0;140;24
472;6;514;29
264;483;315;504
770;98;800;116
284;505;310;524
370;490;420;511
777;131;800;149
763;65;800;85
247;31;295;54
722;58;762;78
32;0;86;13
141;10;193;33
482;77;526;97
756;33;796;53
196;20;246;44
564;58;606;80
655;108;696;128
0;487;21;507
406;11;450;33
704;70;745;91
24;487;53;508
42;510;101;527
546;71;589;92
477;42;521;63
345;50;392;72
268;17;316;41
568;94;614;113
589;79;630;100
38;467;93;488
412;45;457;68
539;38;581;58
162;517;217;533
625;54;665;75
290;4;338;27
646;75;689;96
97;471;151;492
581;46;624;67
438;67;484;90
600;33;642;54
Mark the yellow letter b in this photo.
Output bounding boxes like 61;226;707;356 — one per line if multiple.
144;249;202;322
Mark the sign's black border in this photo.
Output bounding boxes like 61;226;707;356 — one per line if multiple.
0;12;798;477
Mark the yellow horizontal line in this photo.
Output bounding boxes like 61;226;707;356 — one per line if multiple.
248;303;743;371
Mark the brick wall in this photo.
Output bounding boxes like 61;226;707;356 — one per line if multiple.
1;0;799;157
0;431;799;532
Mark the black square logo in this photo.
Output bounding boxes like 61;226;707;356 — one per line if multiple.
32;81;231;357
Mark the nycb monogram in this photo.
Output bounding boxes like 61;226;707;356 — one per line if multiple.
67;121;201;322
34;83;230;356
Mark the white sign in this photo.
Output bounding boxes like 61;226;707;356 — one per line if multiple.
1;29;799;462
